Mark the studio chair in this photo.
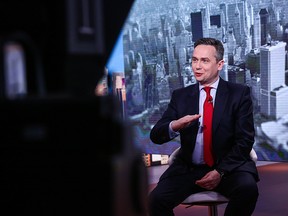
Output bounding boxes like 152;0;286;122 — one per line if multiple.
168;147;257;216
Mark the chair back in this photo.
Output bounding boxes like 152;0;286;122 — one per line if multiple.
169;147;258;165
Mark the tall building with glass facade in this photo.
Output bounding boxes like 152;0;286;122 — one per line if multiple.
260;41;287;118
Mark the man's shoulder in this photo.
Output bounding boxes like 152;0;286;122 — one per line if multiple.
222;79;249;91
181;83;198;91
173;83;198;96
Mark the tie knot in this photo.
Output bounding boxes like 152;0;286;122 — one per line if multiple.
203;86;213;102
203;86;212;95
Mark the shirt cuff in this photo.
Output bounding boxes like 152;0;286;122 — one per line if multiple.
169;121;180;139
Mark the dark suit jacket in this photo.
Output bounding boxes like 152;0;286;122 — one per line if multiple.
150;78;259;181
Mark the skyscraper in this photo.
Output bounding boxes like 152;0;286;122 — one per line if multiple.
260;41;287;118
190;11;203;43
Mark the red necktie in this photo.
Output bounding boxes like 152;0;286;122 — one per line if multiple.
203;86;214;167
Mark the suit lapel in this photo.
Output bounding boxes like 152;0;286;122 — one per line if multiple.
179;84;200;131
187;83;200;115
213;78;229;133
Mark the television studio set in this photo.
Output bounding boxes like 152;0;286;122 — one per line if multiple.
0;0;288;215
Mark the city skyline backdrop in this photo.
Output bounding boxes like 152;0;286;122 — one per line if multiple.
107;0;288;161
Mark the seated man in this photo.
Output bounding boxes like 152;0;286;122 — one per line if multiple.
148;37;259;216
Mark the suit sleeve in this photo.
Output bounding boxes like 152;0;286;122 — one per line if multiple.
150;90;179;144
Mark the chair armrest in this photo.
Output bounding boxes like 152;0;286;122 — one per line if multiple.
168;147;181;165
250;148;257;163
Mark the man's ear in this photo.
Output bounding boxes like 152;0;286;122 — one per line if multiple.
217;60;224;70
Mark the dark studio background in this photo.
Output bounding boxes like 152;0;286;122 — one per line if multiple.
0;0;148;215
0;0;133;97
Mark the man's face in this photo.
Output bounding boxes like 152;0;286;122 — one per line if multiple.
192;44;224;86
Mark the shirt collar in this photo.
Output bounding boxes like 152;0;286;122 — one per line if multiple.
199;77;220;91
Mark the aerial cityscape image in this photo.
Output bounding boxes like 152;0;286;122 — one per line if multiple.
119;0;288;161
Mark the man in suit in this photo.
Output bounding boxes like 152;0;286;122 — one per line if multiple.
148;37;259;216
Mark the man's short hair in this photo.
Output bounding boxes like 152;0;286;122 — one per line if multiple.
194;38;224;62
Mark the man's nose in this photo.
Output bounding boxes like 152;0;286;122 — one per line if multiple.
194;61;201;69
